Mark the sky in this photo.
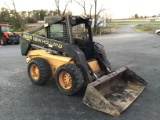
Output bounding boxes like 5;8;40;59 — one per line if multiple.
0;0;160;19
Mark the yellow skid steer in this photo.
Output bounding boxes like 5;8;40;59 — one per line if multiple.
20;15;147;116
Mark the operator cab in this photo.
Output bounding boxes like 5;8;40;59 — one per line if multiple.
47;16;94;60
0;24;10;32
71;17;93;60
29;16;94;60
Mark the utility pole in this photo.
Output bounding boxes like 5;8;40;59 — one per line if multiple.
94;0;97;33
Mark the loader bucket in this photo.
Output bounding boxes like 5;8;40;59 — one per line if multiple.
83;67;147;116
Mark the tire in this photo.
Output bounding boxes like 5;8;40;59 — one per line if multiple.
55;64;84;95
157;32;160;35
15;35;20;45
28;58;51;85
107;60;111;71
14;40;20;45
0;36;7;46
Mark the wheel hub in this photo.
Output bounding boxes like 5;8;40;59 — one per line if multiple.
59;71;72;89
0;39;3;44
30;64;39;80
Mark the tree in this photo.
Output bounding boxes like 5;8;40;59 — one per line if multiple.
74;0;105;34
38;10;48;20
152;15;156;17
1;0;24;31
54;0;71;15
20;11;27;19
31;10;39;22
0;8;10;23
94;0;106;33
74;0;87;15
135;14;139;18
11;0;22;30
73;0;93;17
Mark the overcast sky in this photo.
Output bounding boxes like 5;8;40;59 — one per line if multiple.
0;0;160;19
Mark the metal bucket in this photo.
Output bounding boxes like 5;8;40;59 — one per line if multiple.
83;67;147;116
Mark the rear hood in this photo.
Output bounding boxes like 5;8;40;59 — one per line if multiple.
8;32;15;36
3;32;16;36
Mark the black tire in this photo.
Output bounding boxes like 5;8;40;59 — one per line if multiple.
14;40;20;45
157;32;160;35
0;36;7;46
55;64;84;95
15;35;20;45
28;58;51;85
107;60;111;70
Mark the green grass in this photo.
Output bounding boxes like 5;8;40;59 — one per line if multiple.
105;24;121;30
110;18;160;31
106;22;125;30
134;24;160;31
95;24;121;35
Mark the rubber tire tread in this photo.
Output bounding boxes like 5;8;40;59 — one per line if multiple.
14;40;19;45
55;64;84;96
28;58;51;85
1;36;7;46
14;35;20;45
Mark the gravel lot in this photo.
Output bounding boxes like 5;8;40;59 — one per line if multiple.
0;25;160;120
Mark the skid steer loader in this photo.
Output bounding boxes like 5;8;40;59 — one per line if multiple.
20;15;147;116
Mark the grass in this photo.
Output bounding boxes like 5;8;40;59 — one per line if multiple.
102;23;123;30
134;24;160;31
110;18;160;32
104;24;121;30
95;24;121;35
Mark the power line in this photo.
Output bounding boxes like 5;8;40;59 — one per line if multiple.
1;0;11;10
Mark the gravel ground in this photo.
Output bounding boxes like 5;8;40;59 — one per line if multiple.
0;25;160;120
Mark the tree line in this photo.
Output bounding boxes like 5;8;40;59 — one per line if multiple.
0;0;108;34
0;8;69;31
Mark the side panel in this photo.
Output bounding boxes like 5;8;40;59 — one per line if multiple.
20;33;93;83
27;50;73;77
88;60;100;73
20;33;65;56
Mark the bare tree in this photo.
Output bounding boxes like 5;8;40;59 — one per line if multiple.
54;0;71;15
62;1;71;15
1;0;11;9
12;0;23;30
73;0;87;15
12;0;19;18
73;0;93;17
94;0;97;33
93;0;105;33
55;0;60;15
74;0;105;34
89;4;93;18
1;0;23;30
